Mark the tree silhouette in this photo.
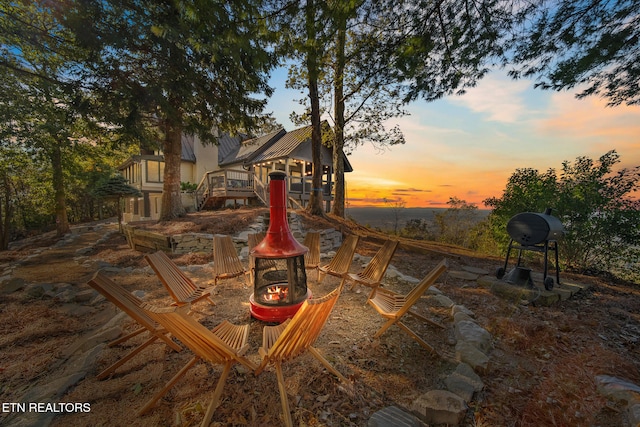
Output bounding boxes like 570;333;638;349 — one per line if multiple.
93;175;141;232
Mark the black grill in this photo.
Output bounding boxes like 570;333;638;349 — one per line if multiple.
497;208;565;290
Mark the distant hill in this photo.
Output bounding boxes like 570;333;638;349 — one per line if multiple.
344;207;489;230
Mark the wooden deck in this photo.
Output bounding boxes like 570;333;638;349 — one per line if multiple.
195;169;333;210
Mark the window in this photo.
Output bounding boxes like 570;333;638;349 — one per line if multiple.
146;160;164;183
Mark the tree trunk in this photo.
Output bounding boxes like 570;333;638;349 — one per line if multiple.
305;0;324;216
0;172;12;250
160;115;186;221
51;141;70;236
331;16;347;218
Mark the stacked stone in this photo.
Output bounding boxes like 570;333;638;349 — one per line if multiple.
171;233;215;254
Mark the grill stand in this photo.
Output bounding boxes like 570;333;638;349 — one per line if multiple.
497;239;560;290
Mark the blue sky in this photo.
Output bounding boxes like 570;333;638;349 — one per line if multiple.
264;67;640;208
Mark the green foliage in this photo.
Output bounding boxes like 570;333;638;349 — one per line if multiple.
433;198;482;249
93;175;141;199
508;0;640;106
398;198;493;252
64;0;279;220
389;0;515;103
484;150;640;281
180;182;198;193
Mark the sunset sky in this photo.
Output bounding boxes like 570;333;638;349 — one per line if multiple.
265;68;640;208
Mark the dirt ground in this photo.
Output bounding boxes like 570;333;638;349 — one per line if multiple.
1;208;639;426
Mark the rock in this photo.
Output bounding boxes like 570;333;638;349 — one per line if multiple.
445;363;485;400
453;362;484;390
411;390;468;425
451;304;475;318
453;312;473;323
596;375;640;403
426;294;455;308
628;401;640;427
0;277;26;294
462;266;488;275
24;283;51;298
75;246;94;255
449;270;480;281
54;290;76;303
368;406;426;427
426;286;443;295
455;341;490;372
75;289;96;303
455;320;492;353
444;374;476;401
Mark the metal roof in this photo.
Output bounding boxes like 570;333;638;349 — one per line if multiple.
220;128;286;166
217;132;247;164
249;124;314;163
181;134;196;162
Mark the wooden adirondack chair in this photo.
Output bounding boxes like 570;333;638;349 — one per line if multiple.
344;239;399;291
317;234;359;284
247;232;264;283
137;303;257;426
87;271;182;380
302;231;321;281
213;235;249;286
367;259;449;355
145;251;215;307
247;232;265;260
255;287;347;427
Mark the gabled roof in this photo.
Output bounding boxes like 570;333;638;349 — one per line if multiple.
219;128;286;166
181;134;196;162
219;122;353;172
117;124;353;173
217;132;248;164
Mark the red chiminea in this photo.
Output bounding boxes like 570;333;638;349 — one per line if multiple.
249;171;311;322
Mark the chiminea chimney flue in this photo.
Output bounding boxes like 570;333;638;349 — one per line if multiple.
252;171;307;258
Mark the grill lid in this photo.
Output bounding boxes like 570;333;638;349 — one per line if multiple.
506;208;565;246
251;171;308;259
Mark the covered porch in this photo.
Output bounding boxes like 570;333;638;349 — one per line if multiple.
194;165;334;212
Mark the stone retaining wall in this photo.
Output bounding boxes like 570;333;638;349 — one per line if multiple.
124;213;344;255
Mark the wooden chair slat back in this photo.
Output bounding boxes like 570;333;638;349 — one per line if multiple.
248;232;265;250
142;304;237;364
400;259;449;316
88;271;157;331
324;235;359;275
145;251;195;302
213;235;246;276
265;287;340;363
359;240;399;281
303;232;321;268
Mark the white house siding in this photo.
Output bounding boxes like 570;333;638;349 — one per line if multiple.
193;135;221;180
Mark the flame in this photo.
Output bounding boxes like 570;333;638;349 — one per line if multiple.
263;285;289;302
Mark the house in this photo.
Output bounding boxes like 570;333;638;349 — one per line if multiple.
118;122;353;221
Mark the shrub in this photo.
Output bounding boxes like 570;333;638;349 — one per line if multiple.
484;150;640;281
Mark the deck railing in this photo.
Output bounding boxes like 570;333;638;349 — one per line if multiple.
195;169;332;210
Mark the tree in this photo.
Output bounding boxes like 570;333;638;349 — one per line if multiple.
67;0;277;220
304;0;327;216
0;1;92;236
389;0;516;103
384;197;406;235
508;0;640;106
93;175;141;232
327;1;408;217
484;151;640;280
434;197;481;248
284;0;517;216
